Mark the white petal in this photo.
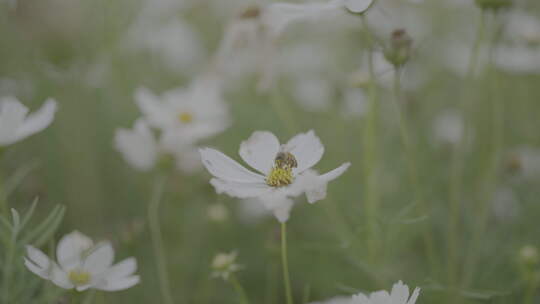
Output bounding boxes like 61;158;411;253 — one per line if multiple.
0;96;28;145
24;246;52;279
369;290;391;303
320;162;351;182
57;231;93;271
102;257;138;280
200;148;265;183
345;0;374;13
134;87;173;129
407;287;420;304
114;119;158;171
260;196;294;223
210;178;271;198
390;281;410;304
15;98;57;141
239;131;280;175
284;130;324;174
84;242;115;276
95;275;140;291
352;293;370;304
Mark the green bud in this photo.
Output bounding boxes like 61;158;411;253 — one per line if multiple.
384;29;413;68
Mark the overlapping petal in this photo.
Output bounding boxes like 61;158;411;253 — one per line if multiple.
239;131;280;175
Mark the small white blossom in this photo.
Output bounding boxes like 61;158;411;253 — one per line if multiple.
211;251;241;280
135;76;230;145
200;130;350;222
114;119;158;171
0;96;57;147
432;110;464;146
24;231;139;292
352;281;420;304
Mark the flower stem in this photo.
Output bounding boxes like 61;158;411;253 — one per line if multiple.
229;273;250;304
361;15;380;264
81;290;97;304
281;222;294;304
148;174;175;304
391;68;438;274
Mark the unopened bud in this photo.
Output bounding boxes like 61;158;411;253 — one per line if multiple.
519;245;540;267
239;6;261;19
475;0;512;10
384;29;413;67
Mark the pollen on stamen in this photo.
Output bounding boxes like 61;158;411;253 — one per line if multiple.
266;152;297;187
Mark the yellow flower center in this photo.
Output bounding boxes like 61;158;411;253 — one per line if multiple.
266;152;297;187
178;112;193;123
68;269;91;286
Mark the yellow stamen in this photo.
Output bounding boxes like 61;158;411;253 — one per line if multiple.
68;270;91;286
266;167;294;187
178;112;193;123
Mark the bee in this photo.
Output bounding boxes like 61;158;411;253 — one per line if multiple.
274;152;298;169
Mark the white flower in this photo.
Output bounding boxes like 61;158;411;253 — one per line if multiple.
114;119;203;173
432;110;464;146
114;119;158;171
352;281;420;304
24;231;139;292
0;96;57;147
135;76;230;145
310;296;356;304
211;251;241;280
200;130;350;222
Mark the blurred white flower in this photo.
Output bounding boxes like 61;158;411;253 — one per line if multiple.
125;19;205;75
135;77;230;145
207;203;230;222
211;251;241;280
352;281;420;304
432;109;464;146
114;119;158;172
293;77;333;112
200;130;350;222
341;87;368;119
0;96;57;147
506;147;540;179
24;231;139;292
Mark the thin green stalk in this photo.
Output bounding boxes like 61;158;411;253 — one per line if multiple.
361;15;380;264
1;222;17;303
148;174;175;304
524;276;538;304
391;68;438;274
229;273;250;304
82;290;97;304
447;8;487;296
281;222;294;304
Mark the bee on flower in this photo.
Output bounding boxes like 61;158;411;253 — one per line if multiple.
200;130;350;222
24;231;140;292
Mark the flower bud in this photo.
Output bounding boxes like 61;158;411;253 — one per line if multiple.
519;245;540;268
475;0;512;10
384;29;413;67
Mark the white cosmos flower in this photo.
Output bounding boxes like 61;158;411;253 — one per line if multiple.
200;130;350;222
0;96;57;147
24;231;139;292
352;281;420;304
114;119;203;173
135;76;230;145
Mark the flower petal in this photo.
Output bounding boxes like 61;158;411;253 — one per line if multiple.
200;148;265;183
284;130;324;174
114;119;158;171
134;87;173;129
0;96;28;145
407;287;420;304
260;196;294;223
210;178;271;198
57;231;94;271
344;0;374;13
390;281;410;304
239;131;280;175
95;275;140;291
84;242;115;276
24;245;52;279
320;162;351;182
15;98;57;142
102;257;138;280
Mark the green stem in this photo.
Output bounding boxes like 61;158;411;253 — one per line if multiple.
229;274;250;304
361;15;380;264
391;68;438;274
281;222;294;304
1;224;16;303
148;175;175;304
447;9;488;297
81;290;97;304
